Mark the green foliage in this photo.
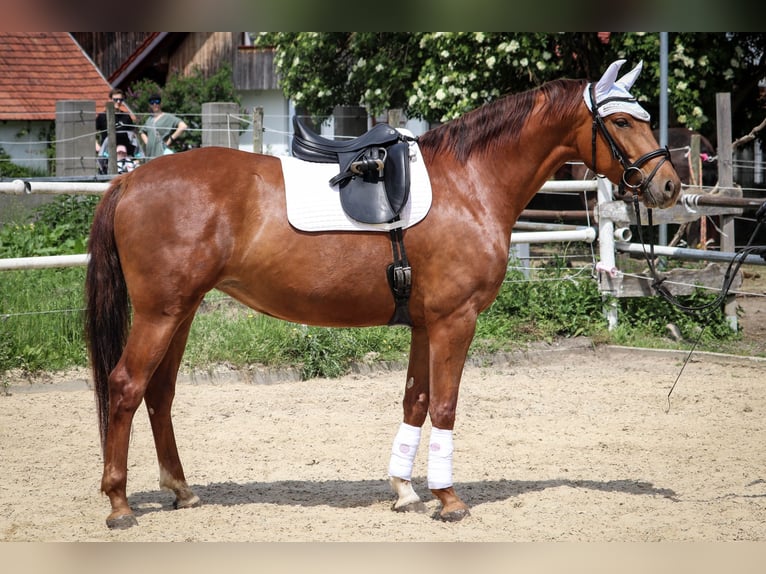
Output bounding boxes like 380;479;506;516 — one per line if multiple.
0;195;98;371
474;261;604;353
35;194;99;245
0;146;48;178
257;32;766;145
473;260;737;356
257;32;423;120
0;222;74;258
125;62;241;150
409;32;565;122
185;300;411;380
0;195;98;258
256;33;360;120
614;288;734;344
283;325;395;380
0;268;89;372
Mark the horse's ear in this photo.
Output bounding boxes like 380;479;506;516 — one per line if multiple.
616;60;643;92
594;59;626;102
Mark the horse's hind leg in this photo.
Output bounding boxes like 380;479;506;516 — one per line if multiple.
101;314;185;529
389;325;429;513
144;313;200;511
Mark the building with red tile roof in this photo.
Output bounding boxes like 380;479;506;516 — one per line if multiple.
0;32;113;173
0;32;113;121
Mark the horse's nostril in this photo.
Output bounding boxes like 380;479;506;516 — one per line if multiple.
666;180;676;193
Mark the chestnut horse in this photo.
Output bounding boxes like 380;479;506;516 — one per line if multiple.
85;60;681;529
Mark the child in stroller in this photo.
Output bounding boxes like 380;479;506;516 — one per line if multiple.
98;131;142;174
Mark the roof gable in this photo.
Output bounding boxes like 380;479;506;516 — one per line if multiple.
0;32;113;121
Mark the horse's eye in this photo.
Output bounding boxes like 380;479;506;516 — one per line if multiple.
613;118;630;128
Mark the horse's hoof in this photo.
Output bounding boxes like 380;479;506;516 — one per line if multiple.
391;500;427;513
432;507;471;522
173;494;201;510
106;514;138;530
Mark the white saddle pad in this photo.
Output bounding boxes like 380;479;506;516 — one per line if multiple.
281;140;432;232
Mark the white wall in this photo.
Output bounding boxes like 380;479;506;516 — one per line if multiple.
0;120;52;173
236;89;291;156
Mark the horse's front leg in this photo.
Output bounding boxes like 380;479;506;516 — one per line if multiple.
388;325;429;513
424;310;476;522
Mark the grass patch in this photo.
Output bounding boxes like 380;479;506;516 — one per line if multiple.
0;267;89;373
185;296;411;379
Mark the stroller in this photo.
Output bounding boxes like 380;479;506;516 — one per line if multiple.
98;130;143;174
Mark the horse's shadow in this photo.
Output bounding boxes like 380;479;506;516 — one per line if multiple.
127;476;678;518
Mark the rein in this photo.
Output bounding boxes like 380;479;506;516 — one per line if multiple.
630;195;766;409
585;82;749;314
629;194;766;314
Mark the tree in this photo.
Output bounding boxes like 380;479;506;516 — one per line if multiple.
256;32;765;146
604;33;766;145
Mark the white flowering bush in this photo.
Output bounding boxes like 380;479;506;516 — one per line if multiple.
407;33;563;122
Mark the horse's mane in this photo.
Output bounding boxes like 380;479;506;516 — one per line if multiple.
418;78;587;163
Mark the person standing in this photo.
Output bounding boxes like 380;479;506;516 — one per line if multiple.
96;88;138;157
139;93;188;160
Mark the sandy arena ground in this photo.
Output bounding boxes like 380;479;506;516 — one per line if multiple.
2;334;766;543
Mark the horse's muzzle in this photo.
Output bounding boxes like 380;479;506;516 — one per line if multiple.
616;147;681;209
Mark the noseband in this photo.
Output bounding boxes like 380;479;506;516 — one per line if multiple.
589;83;671;200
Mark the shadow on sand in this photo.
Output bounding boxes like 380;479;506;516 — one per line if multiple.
127;476;678;518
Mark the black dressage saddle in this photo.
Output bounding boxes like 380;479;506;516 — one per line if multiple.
291;116;413;224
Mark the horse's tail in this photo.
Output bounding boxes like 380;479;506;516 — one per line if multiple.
84;177;130;452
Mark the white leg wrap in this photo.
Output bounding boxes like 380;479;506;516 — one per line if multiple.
388;422;422;480
427;427;454;490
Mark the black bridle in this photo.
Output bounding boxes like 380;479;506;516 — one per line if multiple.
589;83;671;200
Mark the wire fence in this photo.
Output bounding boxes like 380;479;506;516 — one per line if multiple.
0;254;593;323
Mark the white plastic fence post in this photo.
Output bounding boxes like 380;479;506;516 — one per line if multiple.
596;177;619;330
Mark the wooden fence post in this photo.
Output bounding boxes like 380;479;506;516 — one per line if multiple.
596;177;620;330
252;107;263;154
105;101;117;175
690;133;705;247
387;108;403;128
55;100;97;176
716;92;738;331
